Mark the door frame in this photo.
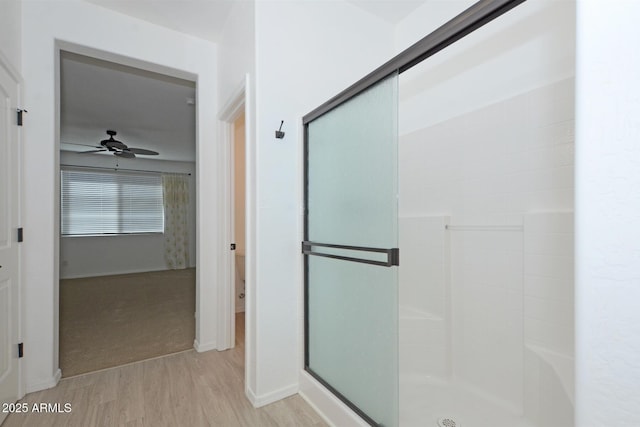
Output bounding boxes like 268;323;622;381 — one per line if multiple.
54;41;203;371
217;74;254;395
0;49;25;405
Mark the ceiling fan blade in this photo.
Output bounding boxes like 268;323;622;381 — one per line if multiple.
114;151;136;159
80;149;107;153
62;142;103;148
127;147;159;155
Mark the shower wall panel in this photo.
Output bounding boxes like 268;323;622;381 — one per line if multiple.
398;76;575;426
523;212;574;426
396;2;575;425
449;216;524;411
399;216;450;381
399;78;575;217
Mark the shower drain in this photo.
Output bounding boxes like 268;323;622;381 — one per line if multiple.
437;417;460;427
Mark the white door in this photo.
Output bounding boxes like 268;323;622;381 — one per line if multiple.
0;59;21;424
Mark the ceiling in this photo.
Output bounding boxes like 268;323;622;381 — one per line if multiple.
84;0;427;42
60;51;196;162
85;0;235;42
62;1;428;163
347;0;428;24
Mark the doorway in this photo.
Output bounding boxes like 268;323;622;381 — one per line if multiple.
57;50;198;377
232;111;247;348
218;77;251;388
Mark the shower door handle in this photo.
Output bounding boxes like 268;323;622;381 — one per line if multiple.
302;241;399;267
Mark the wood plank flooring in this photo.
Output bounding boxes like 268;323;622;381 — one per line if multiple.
3;314;327;427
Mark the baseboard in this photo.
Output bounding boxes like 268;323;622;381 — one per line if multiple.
245;382;299;408
298;371;368;427
193;339;217;352
26;369;62;394
60;266;195;280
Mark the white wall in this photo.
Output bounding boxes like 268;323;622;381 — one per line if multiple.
253;0;394;407
21;0;218;392
0;0;21;73
59;152;196;279
575;1;640;426
216;0;256;394
218;1;255;108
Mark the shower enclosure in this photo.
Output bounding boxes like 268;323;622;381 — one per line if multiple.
303;0;574;426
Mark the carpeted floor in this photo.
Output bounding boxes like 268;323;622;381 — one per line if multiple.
59;268;196;377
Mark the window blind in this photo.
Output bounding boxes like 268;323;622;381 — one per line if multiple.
61;169;164;236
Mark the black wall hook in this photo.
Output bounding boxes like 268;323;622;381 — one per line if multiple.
275;121;285;139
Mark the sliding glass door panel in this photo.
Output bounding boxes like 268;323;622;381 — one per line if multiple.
308;256;398;426
305;74;399;427
307;75;398;249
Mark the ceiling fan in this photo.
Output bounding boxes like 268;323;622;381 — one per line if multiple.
80;130;159;159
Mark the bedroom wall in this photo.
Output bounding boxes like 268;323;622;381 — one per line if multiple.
59;152;196;279
396;0;575;422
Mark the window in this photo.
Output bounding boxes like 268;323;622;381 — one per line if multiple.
61;169;164;236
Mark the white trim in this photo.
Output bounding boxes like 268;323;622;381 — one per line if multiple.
218;79;246;121
26;369;61;394
245;384;258;406
59;266;183;280
216;109;234;351
242;73;257;401
298;371;369;427
216;76;248;351
247;382;299;408
0;49;25;402
193;339;217;353
217;75;255;408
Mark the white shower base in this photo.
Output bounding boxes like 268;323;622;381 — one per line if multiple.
399;304;535;427
400;376;535;427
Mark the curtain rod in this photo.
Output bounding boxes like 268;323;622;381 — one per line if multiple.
60;164;192;176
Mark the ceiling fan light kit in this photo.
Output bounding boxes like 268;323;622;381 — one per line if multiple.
81;130;159;158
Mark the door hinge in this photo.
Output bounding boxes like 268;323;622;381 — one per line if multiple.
230;243;236;250
18;343;23;358
16;108;27;126
17;227;23;243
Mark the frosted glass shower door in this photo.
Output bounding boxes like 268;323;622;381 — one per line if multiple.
304;74;399;427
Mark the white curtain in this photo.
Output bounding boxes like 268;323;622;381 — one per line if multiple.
162;173;190;269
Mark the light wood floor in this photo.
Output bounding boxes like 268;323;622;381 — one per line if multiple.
60;269;196;377
4;313;327;427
